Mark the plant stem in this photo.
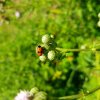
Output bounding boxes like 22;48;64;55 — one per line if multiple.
85;86;100;96
56;48;92;52
58;93;83;99
57;86;100;100
66;70;75;87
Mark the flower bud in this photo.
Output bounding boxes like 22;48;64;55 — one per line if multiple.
97;20;100;27
48;50;55;60
30;87;39;95
42;34;50;44
34;92;47;100
50;35;54;38
98;13;100;18
80;45;86;49
91;48;96;52
39;54;46;62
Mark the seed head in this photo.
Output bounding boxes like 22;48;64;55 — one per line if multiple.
42;34;50;44
39;54;46;62
48;50;55;60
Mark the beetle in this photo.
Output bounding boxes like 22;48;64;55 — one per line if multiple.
36;45;43;56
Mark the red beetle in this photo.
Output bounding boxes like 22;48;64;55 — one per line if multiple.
36;46;43;56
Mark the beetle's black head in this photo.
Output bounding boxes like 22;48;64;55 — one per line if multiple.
38;45;41;48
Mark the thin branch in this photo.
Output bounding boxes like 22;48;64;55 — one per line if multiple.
57;86;100;100
85;86;100;96
56;47;99;52
58;93;83;99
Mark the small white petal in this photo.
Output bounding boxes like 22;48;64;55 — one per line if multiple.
15;90;32;100
15;11;20;18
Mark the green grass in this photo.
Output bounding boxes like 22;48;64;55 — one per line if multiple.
0;0;100;99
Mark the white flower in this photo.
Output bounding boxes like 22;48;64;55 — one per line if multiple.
48;50;55;60
15;90;32;100
15;11;20;18
42;34;50;44
39;54;46;62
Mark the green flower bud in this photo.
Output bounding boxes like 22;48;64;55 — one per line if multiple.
97;20;100;27
91;48;96;52
42;34;50;44
48;50;55;60
98;13;100;18
34;92;47;100
50;35;54;38
39;54;46;62
30;87;39;95
80;45;86;49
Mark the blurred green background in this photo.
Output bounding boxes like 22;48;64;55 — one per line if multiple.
0;0;100;100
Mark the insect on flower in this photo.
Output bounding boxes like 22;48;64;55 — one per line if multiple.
36;45;44;56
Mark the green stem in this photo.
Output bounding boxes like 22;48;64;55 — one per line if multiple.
56;47;100;52
85;86;100;96
66;70;75;87
57;86;100;100
58;93;83;100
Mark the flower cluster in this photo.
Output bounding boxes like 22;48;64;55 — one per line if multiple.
97;13;100;27
36;34;57;62
14;87;47;100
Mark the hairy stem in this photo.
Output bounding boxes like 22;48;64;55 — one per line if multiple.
56;47;100;52
57;86;100;100
85;86;100;96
